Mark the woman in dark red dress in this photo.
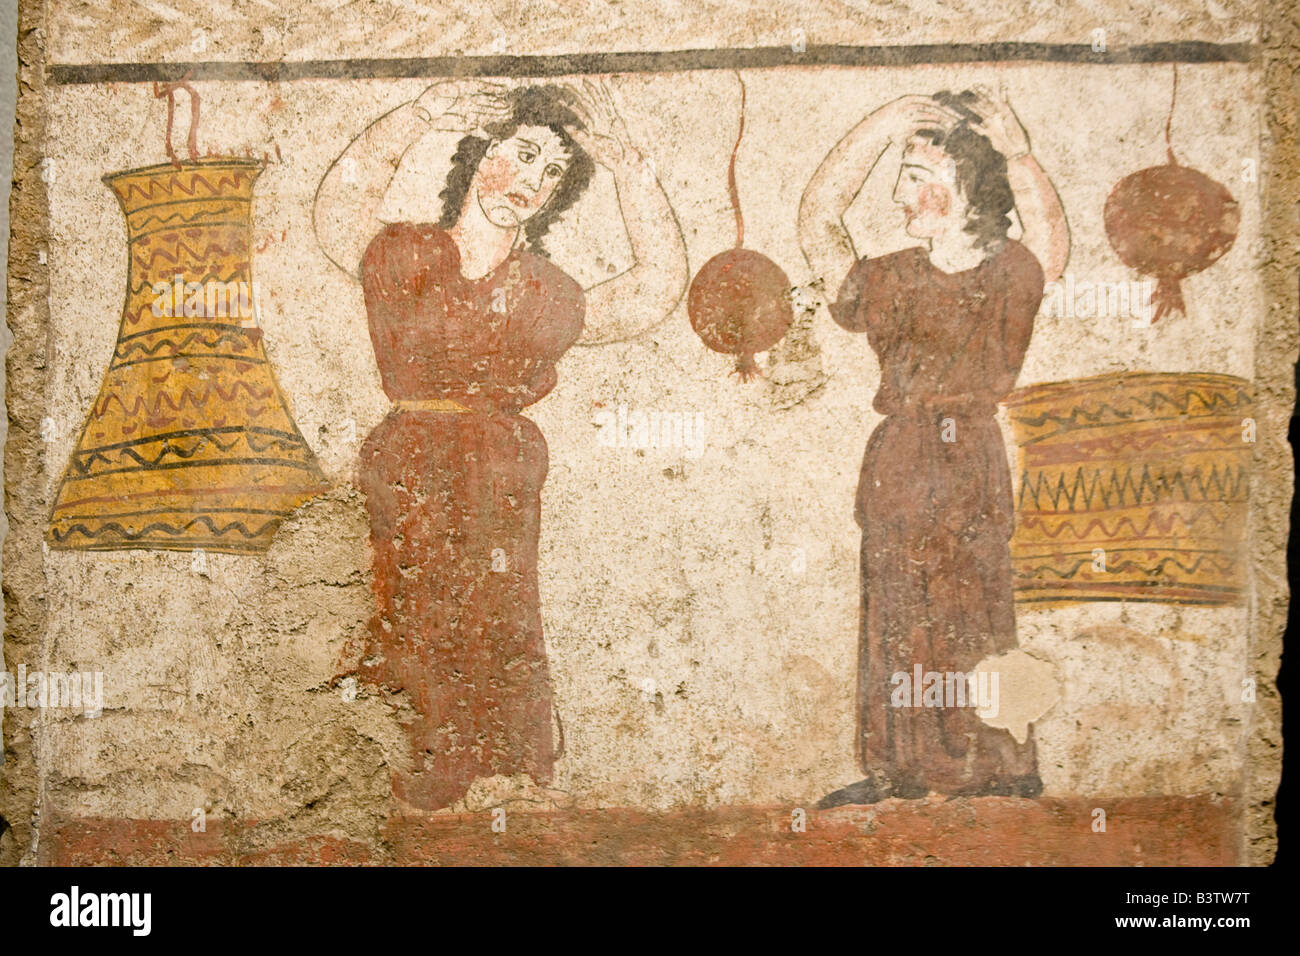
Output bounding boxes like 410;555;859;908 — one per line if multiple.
799;87;1070;804
315;80;687;809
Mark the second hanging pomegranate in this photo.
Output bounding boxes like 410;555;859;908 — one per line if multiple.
687;74;793;381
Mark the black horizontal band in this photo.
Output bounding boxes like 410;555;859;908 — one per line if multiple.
47;41;1256;85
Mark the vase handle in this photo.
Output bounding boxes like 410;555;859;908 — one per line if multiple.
153;76;201;167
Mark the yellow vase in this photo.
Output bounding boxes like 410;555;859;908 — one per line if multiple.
47;159;327;554
1005;371;1252;606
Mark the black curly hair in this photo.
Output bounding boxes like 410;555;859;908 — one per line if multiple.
437;85;596;257
911;90;1016;251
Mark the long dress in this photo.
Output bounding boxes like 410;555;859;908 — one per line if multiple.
829;238;1044;796
356;222;584;811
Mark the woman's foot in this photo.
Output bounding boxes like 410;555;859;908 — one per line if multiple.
988;774;1043;798
948;774;1044;800
816;774;892;808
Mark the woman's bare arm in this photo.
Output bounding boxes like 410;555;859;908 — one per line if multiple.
797;115;888;290
565;80;688;345
1004;153;1069;285
798;95;959;292
579;149;688;344
967;86;1070;284
313;81;511;278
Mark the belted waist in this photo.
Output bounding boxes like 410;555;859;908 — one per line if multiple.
879;397;998;421
393;398;471;414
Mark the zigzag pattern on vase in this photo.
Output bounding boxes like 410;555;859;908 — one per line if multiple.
112;165;259;204
1017;463;1249;511
1004;371;1252;606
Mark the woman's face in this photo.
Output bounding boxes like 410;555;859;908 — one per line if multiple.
473;124;572;228
892;136;969;240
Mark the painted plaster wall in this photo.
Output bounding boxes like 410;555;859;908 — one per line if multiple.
2;0;1290;865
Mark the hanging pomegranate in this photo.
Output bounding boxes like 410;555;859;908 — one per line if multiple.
1103;65;1239;323
687;75;793;381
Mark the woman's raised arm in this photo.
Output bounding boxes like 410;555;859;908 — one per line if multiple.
313;81;511;278
798;96;956;291
564;80;689;345
967;86;1070;285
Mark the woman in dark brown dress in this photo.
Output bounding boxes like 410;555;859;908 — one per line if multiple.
315;80;687;810
798;87;1069;804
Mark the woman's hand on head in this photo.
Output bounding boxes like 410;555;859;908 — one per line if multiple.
414;80;512;133
966;85;1032;160
564;78;635;169
875;95;962;144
